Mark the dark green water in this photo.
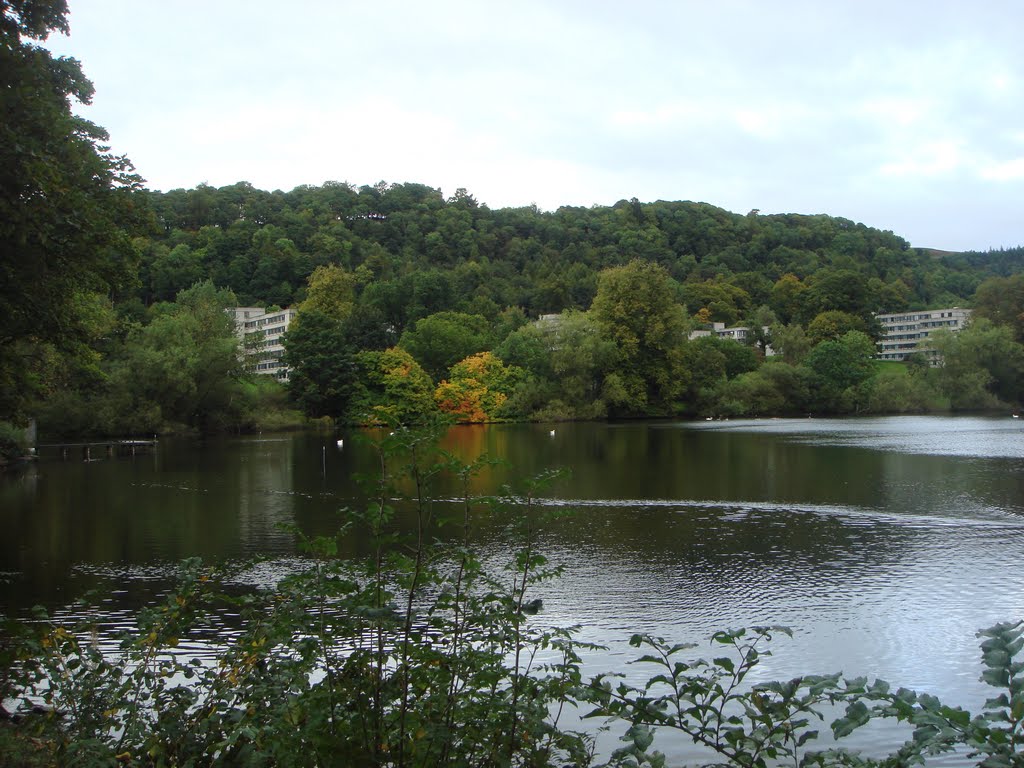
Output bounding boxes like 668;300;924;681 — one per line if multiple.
3;415;1024;760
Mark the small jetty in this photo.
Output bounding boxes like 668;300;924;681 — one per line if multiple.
37;439;157;461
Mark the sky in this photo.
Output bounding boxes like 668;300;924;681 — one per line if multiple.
41;0;1024;252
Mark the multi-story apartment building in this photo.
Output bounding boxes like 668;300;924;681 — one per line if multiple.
875;308;971;361
228;307;297;380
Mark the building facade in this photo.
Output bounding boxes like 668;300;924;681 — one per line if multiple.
689;323;775;355
875;308;972;361
228;307;297;380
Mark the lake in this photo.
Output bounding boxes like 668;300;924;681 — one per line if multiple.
3;415;1024;761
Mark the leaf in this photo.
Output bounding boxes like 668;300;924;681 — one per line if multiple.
797;729;820;747
832;700;871;738
624;723;655;751
982;668;1010;687
714;657;735;673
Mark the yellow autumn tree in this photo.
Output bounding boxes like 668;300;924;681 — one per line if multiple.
434;352;524;423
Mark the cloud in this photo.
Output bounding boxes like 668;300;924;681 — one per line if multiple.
43;0;1024;250
879;140;970;179
979;158;1024;182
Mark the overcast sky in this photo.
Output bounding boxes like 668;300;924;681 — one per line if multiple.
43;0;1024;251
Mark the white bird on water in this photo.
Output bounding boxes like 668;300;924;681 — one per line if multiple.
549;429;555;437
336;439;344;448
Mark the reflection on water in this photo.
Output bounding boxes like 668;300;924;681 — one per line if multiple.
3;415;1024;762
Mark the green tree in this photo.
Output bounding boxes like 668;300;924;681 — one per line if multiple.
744;305;777;359
770;322;812;365
283;309;358;419
931;319;1024;408
680;279;751;324
294;263;357;321
804;330;877;413
973;274;1024;342
398;311;491;381
106;282;243;432
590;260;689;414
866;368;943;413
807;310;869;345
547;311;619;418
0;0;147;423
769;273;807;324
802;268;870;322
350;346;437;425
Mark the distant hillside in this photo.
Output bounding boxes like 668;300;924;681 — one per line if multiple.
135;181;1017;331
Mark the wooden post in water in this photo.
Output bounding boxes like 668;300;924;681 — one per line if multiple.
322;445;326;477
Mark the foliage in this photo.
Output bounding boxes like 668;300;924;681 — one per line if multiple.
435;351;525;423
12;2;1024;431
866;366;945;414
5;426;596;767
591;260;690;415
350;347;438;425
804;331;877;413
973;274;1024;343
111;281;244;432
295;264;357;321
0;0;148;423
0;420;30;462
584;620;1024;768
398;311;492;381
806;310;869;345
770;323;812;366
932;319;1024;409
284;308;359;420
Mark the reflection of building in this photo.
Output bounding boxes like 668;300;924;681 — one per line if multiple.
228;307;297;380
875;308;971;361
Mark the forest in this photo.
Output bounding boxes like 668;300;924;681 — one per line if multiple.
4;0;1024;452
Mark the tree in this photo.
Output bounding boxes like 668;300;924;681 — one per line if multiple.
680;279;750;325
973;274;1024;342
769;274;806;324
744;305;777;359
350;347;437;425
283;309;358;419
294;264;356;321
108;282;244;432
806;310;868;345
590;260;689;414
0;0;147;423
931;319;1024;409
804;330;877;413
435;351;524;423
801;269;870;323
770;322;812;365
398;311;491;381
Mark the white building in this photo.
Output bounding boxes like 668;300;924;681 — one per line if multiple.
228;307;297;380
875;308;972;361
689;323;775;355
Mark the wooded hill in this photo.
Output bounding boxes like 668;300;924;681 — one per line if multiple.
138;181;1023;330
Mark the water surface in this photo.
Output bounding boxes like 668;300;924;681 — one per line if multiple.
3;415;1023;760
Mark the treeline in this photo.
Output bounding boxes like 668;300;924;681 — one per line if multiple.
141;181;1020;324
5;0;1024;442
80;179;1018;429
19;181;1024;438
